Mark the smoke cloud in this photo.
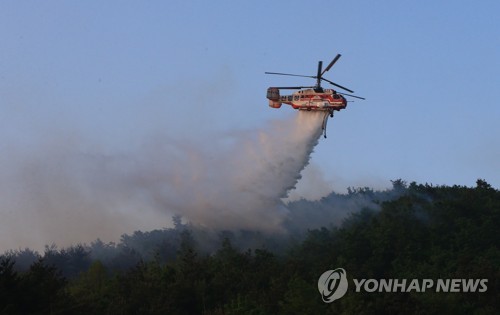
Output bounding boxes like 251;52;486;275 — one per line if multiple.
0;111;325;252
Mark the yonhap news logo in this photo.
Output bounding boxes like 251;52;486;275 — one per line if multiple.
317;268;348;303
318;268;488;303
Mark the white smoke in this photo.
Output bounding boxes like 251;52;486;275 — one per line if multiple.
0;111;324;252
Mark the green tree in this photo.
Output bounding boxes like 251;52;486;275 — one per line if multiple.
0;257;21;313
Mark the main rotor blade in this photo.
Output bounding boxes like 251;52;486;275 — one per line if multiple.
316;61;323;79
265;72;315;78
272;86;315;89
321;77;354;93
321;54;341;76
316;61;323;87
337;92;365;100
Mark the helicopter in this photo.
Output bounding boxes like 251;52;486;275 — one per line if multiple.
265;54;364;137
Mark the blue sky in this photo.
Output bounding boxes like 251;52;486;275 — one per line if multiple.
1;0;499;193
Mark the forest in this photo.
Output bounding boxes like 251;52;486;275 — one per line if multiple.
1;179;499;314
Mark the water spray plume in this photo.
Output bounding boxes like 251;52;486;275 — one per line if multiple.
153;111;325;232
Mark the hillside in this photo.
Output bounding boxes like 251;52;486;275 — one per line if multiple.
1;180;499;314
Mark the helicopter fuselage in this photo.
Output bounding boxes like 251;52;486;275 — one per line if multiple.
267;87;347;111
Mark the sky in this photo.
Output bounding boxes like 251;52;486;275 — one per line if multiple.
0;1;499;250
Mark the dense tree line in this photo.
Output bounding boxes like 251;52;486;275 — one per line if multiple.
1;180;499;314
